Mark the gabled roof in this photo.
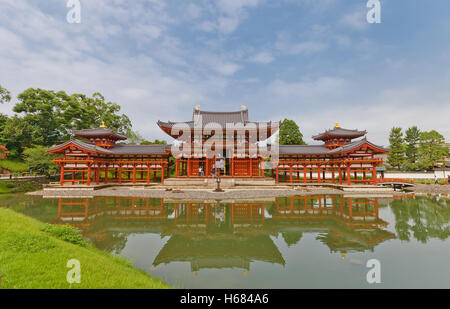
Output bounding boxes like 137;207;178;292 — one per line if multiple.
279;145;331;155
46;139;170;156
109;144;170;155
72;127;128;140
192;109;249;125
46;139;112;154
313;127;366;141
329;138;388;154
279;139;389;156
158;108;280;129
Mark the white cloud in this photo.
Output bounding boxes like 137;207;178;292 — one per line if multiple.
250;51;274;64
275;33;327;55
340;9;368;31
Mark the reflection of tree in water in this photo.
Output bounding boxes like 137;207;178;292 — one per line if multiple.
281;232;303;247
88;232;128;254
390;196;450;243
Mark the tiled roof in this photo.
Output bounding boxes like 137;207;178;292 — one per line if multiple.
279;139;388;155
158;108;280;129
279;145;331;155
313;127;366;140
46;139;112;154
72;127;128;140
109;144;169;155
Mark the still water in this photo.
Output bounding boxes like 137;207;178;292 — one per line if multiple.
1;193;449;288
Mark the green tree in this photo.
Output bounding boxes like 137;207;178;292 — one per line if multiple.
278;119;306;145
13;88;132;146
141;139;167;145
387;127;405;170
404;126;421;170
23;146;59;176
417;130;448;170
0;116;34;158
0;85;11;104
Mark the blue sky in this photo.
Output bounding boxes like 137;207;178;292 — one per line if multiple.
0;0;449;145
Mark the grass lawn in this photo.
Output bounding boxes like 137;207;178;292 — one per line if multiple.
0;208;170;289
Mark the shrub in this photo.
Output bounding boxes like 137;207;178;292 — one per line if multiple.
41;224;89;247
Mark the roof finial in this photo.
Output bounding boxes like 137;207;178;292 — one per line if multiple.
100;121;107;128
335;122;340;128
241;105;247;110
195;105;200;110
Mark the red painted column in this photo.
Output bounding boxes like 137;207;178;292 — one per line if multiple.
132;164;136;184
303;165;307;184
119;164;122;184
87;165;91;186
60;165;65;186
317;165;321;184
373;164;377;186
161;166;164;183
347;165;351;185
276;165;279;183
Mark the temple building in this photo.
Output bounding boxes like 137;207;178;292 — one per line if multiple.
47;107;389;186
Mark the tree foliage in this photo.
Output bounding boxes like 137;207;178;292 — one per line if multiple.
14;89;132;147
404;126;421;170
0;85;11;104
417;130;448;170
278;119;306;145
387;127;405;169
23;146;59;176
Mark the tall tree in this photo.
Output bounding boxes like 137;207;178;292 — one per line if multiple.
404;126;421;170
0;116;34;158
387;127;405;170
417;130;448;170
13;88;132;146
278;119;306;145
0;85;11;104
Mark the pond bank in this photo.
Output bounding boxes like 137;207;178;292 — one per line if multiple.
0;208;170;289
29;185;411;199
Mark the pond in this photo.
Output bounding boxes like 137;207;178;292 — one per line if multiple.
1;193;449;288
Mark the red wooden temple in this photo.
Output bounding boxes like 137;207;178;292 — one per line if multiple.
47;108;389;186
277;124;389;185
157;107;278;178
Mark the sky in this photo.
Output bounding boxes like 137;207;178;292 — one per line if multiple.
0;0;449;146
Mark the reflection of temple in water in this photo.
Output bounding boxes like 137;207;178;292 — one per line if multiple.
54;195;395;272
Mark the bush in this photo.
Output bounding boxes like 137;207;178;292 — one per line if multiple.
41;224;89;247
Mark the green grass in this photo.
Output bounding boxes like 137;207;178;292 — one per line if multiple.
0;181;42;194
0;159;29;173
0;208;170;289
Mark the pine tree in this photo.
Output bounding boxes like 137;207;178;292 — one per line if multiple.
387;127;405;170
404;126;420;170
417;130;448;170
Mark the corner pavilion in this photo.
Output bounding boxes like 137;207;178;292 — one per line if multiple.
47;108;389;186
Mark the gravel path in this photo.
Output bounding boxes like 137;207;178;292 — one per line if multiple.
411;184;450;195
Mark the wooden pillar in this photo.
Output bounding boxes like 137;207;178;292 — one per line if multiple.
373;164;377;186
147;165;150;184
72;171;75;185
339;166;342;184
161;165;164;183
276;165;279;183
289;164;293;184
60;165;65;186
331;166;335;184
347;165;351;185
87;165;91;186
303;165;307;184
119;164;122;184
132;164;136;184
105;165;108;184
317;165;321;184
